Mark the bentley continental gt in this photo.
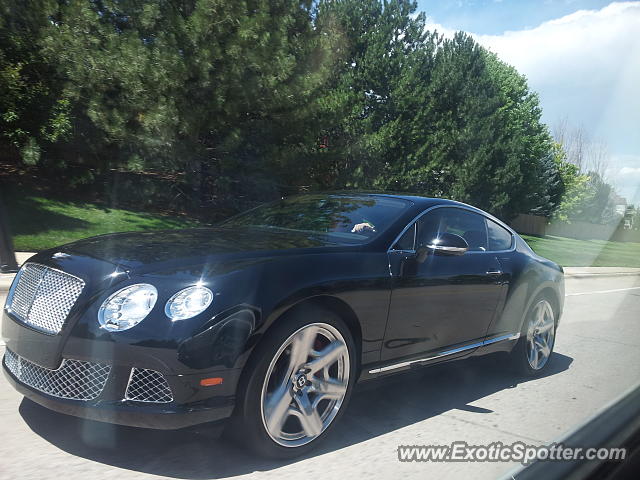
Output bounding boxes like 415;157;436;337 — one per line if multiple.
2;193;564;458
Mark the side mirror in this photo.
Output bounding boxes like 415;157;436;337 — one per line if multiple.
416;233;468;262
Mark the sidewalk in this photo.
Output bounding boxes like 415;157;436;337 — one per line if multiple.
1;253;640;292
0;252;35;292
563;267;640;278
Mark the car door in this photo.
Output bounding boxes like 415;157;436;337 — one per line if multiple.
481;217;517;338
381;207;505;362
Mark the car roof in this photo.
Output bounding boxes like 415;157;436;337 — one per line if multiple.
363;192;453;206
312;191;461;208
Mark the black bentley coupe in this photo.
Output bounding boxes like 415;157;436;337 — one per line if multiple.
2;193;564;457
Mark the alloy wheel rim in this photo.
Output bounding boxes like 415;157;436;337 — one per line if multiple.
526;300;555;370
260;323;350;447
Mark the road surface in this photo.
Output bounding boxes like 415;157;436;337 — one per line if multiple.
1;274;639;479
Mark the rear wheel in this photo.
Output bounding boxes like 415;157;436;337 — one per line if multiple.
233;306;356;458
511;296;557;376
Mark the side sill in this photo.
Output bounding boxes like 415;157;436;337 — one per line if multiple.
368;332;520;374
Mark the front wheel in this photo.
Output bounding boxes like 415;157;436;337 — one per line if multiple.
233;306;356;458
510;296;557;376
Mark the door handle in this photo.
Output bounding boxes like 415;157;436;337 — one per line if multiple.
486;270;502;276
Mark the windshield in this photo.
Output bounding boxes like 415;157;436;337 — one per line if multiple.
221;195;412;243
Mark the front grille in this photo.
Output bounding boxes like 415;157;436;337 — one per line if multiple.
9;263;85;334
125;368;173;403
4;349;111;401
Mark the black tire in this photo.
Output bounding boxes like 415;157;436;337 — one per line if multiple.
229;304;357;459
510;294;557;376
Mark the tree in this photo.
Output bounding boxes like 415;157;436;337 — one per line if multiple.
552;119;621;224
2;0;566;222
308;1;561;220
551;143;591;223
306;0;432;190
36;1;331;202
553;119;610;177
0;0;70;165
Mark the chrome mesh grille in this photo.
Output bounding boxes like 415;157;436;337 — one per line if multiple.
3;349;111;401
9;263;85;334
9;263;47;319
4;348;20;373
125;368;173;403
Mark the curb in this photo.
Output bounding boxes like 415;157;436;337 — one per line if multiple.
0;252;34;295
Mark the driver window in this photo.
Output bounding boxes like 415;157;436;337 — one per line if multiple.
416;208;488;251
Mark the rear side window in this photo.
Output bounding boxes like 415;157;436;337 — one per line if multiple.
486;219;513;251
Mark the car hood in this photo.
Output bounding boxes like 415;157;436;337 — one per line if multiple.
50;226;356;272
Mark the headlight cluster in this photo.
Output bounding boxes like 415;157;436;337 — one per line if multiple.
165;285;214;320
98;284;213;332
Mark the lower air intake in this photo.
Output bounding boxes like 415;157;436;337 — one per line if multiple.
125;368;173;403
3;349;111;401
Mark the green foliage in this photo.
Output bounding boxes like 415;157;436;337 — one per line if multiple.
552;144;591;223
1;0;567;221
579;172;618;224
552;143;619;225
301;3;563;220
0;0;67;160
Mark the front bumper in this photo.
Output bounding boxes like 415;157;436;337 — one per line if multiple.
2;348;237;429
1;256;253;430
2;309;244;429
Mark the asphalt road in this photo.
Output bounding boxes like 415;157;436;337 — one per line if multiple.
1;275;639;480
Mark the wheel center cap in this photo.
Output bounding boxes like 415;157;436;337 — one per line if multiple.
294;373;307;389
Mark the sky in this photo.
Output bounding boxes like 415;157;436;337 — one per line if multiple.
417;0;640;204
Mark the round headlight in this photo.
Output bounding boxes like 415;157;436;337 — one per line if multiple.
165;286;213;320
98;284;158;332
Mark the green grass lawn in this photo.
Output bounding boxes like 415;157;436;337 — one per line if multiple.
521;234;640;268
6;194;204;252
